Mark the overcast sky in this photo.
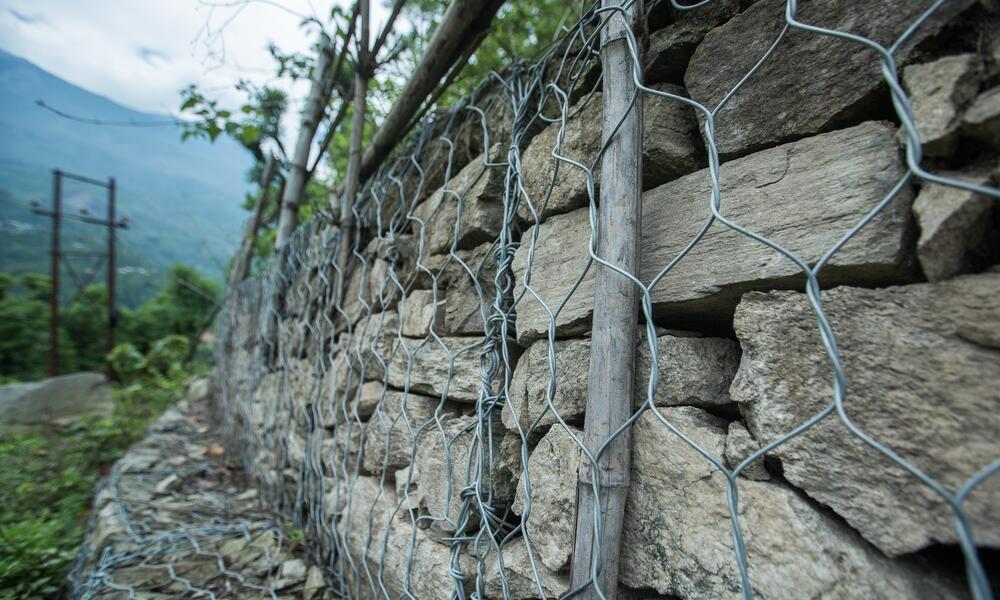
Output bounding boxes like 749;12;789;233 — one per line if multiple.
0;0;390;118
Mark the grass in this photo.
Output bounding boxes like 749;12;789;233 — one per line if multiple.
0;370;199;599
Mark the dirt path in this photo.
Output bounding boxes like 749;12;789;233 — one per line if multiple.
68;389;334;599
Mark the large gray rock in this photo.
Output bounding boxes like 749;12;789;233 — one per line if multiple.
419;241;498;336
685;0;977;158
399;289;446;338
352;381;384;420
635;333;740;409
912;172;995;282
333;476;472;600
503;339;591;432
513;121;915;342
0;372;113;429
724;421;770;481
731;273;1000;555
963;85;1000;150
518;84;702;222
413;148;506;255
380;334;486;403
512;425;583;571
440;242;497;336
620;408;962;599
397;414;517;538
482;540;569;600
361;389;443;475
645;0;742;84
503;334;739;432
903;54;981;157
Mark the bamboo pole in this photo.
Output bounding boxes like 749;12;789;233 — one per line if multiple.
568;1;643;598
229;153;277;288
275;33;335;248
334;0;369;311
356;0;505;185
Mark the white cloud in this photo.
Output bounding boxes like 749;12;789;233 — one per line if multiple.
0;0;390;124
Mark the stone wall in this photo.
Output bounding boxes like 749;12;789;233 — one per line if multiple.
214;1;1000;598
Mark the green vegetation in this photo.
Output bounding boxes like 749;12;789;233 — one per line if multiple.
0;262;217;598
0;49;250;303
174;0;583;273
0;265;219;381
0;340;205;600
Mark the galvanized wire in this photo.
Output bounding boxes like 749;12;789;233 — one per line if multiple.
68;400;302;599
212;1;1000;599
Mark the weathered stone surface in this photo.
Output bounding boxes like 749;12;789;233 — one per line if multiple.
724;421;770;481
398;414;516;537
686;0;977;158
518;84;702;222
353;381;384;420
503;339;591;431
303;565;325;599
334;476;472;600
731;273;1000;555
504;334;742;432
341;311;400;383
381;334;485;403
400;289;446;338
0;372;113;429
963;85;1000;149
512;425;582;571
513;121;915;342
635;334;740;408
645;0;741;84
621;408;962;598
903;54;981;156
337;238;413;330
413;148;506;255
317;351;361;426
361;389;442;474
482;540;569;600
321;427;361;475
433;242;496;336
913;172;995;282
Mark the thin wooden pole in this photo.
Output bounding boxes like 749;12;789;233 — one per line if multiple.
49;169;62;377
275;33;335;248
334;0;369;309
229;153;277;288
106;177;117;366
356;0;505;185
569;1;643;598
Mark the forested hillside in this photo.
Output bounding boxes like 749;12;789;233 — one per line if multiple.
0;49;251;306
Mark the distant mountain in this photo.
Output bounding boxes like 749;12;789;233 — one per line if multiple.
0;48;252;306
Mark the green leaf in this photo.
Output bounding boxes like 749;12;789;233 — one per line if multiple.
240;125;262;144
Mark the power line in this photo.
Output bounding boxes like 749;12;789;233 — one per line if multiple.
35;99;186;127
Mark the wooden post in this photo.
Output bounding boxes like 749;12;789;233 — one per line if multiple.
49;169;62;377
275;33;335;248
335;0;369;306
357;0;505;185
229;153;277;288
106;177;117;364
569;1;643;598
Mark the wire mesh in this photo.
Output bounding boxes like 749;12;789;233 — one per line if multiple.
212;1;1000;599
68;398;305;599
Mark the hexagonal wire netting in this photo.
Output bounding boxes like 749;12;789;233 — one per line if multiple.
206;1;1000;599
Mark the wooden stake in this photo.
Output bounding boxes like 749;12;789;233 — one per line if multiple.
569;1;643;598
334;0;369;310
229;153;277;288
357;0;505;185
275;33;335;248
